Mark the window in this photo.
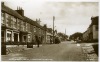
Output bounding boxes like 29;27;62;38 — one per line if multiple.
34;26;36;32
1;30;4;42
30;25;33;32
28;35;31;42
39;28;41;34
13;17;17;29
23;36;27;42
20;21;24;31
26;23;28;31
6;13;12;27
6;13;9;26
41;30;43;35
24;22;26;31
47;36;50;39
1;12;5;24
96;26;98;31
17;19;20;30
28;23;30;32
7;32;11;42
11;16;13;27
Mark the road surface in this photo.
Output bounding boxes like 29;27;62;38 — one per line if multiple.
2;41;86;61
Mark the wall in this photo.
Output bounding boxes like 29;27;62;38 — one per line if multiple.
93;25;98;40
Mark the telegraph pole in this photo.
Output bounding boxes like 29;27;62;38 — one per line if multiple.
65;28;66;41
65;28;66;35
53;16;55;44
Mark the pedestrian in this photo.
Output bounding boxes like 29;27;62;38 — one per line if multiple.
50;38;52;44
35;36;40;47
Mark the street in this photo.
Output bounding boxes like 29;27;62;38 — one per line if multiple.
2;41;88;61
1;1;98;62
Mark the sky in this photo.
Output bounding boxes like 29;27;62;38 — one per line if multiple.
1;0;99;36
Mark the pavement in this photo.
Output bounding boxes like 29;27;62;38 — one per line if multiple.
80;43;98;61
6;45;39;54
1;41;98;61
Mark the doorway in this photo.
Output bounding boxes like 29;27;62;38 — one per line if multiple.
14;33;18;43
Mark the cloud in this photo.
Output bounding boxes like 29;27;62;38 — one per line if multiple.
2;1;98;35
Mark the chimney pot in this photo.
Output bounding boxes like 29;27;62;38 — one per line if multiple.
15;6;24;16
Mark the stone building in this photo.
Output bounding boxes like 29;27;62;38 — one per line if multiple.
83;16;98;42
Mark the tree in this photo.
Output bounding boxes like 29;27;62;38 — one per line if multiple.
57;32;68;41
69;32;83;41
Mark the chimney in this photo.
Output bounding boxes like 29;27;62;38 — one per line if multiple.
91;16;98;25
36;19;37;21
15;6;24;16
1;2;4;5
36;18;41;24
43;24;47;31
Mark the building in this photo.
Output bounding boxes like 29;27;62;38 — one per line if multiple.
46;28;53;44
1;2;62;55
1;2;47;49
1;2;25;45
83;16;98;42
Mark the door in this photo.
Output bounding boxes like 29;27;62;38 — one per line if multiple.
14;33;18;43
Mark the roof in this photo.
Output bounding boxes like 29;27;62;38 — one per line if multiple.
91;16;98;25
1;3;45;30
47;32;52;36
47;28;52;33
89;16;99;28
1;4;24;20
24;16;43;29
83;16;99;34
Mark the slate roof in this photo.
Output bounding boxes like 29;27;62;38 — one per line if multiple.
1;4;24;20
24;16;44;29
1;3;45;30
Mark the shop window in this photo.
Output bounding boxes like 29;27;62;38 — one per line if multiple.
7;33;11;42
